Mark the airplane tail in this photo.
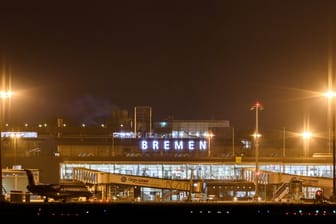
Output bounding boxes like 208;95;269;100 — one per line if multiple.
24;169;37;186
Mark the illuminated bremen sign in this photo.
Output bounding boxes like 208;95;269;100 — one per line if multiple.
140;139;208;152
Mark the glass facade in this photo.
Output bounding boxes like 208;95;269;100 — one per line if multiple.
60;161;333;201
61;162;334;180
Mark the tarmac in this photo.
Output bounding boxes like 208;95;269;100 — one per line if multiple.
1;200;335;223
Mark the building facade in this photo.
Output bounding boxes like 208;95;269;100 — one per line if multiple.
0;110;334;202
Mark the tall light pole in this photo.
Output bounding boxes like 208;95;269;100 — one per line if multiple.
10;133;22;166
250;101;263;200
332;101;336;202
301;131;312;157
326;91;336;202
0;90;12;201
232;127;235;157
282;127;286;158
207;132;214;157
282;127;286;173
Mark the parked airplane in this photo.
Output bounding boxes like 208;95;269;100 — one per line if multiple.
24;169;93;202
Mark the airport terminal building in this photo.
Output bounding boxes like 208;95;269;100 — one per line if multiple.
1;106;334;202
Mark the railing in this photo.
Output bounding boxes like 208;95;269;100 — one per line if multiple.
272;183;289;201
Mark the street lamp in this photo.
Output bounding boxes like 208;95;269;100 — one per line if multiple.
325;90;336;202
0;90;12;201
207;132;214;157
301;131;312;157
232;127;235;157
10;132;22;166
282;127;286;158
250;101;263;200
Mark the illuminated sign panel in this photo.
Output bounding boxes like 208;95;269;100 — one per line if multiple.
1;131;38;138
139;139;208;152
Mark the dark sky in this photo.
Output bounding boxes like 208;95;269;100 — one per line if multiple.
1;0;336;133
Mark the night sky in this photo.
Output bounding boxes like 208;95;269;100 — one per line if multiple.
1;0;336;134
